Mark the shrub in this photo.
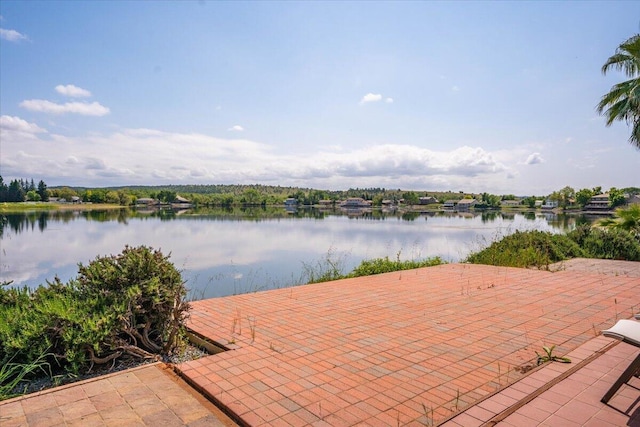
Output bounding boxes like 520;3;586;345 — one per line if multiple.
348;255;443;277
0;246;190;376
465;230;586;268
580;228;640;261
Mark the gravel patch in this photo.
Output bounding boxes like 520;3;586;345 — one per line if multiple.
6;344;208;399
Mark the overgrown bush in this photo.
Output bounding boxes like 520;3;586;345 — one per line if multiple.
0;246;190;378
347;255;443;277
580;227;640;261
464;230;586;268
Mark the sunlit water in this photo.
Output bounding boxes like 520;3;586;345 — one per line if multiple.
0;207;590;299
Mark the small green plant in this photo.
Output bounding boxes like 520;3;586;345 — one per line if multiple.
300;247;348;284
421;402;434;426
0;351;51;400
247;316;256;343
536;345;571;365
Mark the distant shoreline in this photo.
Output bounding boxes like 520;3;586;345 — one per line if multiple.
0;202;124;213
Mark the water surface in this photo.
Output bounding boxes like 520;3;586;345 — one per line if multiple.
0;207;590;299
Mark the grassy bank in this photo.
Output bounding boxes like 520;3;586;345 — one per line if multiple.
0;202;123;213
465;226;640;268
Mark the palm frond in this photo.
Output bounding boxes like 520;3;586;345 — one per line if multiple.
598;34;640;148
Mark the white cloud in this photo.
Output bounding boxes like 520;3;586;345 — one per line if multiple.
0;28;28;42
385;98;394;103
0;115;46;134
525;152;544;165
19;100;110;116
227;125;244;132
452;85;460;92
55;84;92;98
85;158;107;170
0;122;518;192
359;93;383;105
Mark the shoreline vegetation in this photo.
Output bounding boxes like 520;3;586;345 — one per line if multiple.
1;177;638;215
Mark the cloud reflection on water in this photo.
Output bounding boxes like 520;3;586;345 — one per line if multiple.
0;209;577;299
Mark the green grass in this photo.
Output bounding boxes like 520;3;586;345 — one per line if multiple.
347;255;443;278
0;202;123;213
301;249;445;284
0;202;58;212
0;352;51;401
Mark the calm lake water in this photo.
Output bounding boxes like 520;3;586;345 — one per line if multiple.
0;207;591;299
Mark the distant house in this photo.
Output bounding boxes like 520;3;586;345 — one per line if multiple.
626;194;640;206
172;195;192;209
456;199;477;211
534;200;543;208
284;198;298;206
136;197;158;206
319;199;333;207
541;200;558;209
442;200;458;209
71;196;81;204
340;198;371;208
583;193;611;211
418;196;439;205
500;200;520;208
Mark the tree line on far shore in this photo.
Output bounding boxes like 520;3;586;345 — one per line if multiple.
0;175;638;210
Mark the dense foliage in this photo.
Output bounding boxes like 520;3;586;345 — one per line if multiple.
568;224;640;261
0;246;190;383
466;218;640;268
465;230;586;268
597;204;640;235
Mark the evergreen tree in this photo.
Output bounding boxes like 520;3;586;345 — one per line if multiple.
37;180;49;202
8;179;25;202
0;176;8;202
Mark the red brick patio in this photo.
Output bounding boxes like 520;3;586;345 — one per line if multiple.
179;261;640;426
3;259;639;426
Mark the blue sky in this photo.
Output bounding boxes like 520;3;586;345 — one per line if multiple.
1;1;638;195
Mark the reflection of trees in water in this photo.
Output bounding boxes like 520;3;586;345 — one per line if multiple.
401;211;420;221
480;211;500;222
1;208;596;237
544;213;587;230
1;209;129;236
2;211;46;237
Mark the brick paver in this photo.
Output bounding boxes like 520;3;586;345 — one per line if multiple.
442;335;640;427
0;363;236;427
3;259;639;426
180;262;640;426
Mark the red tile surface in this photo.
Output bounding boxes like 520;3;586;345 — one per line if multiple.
3;259;639;427
0;363;236;426
180;261;640;425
